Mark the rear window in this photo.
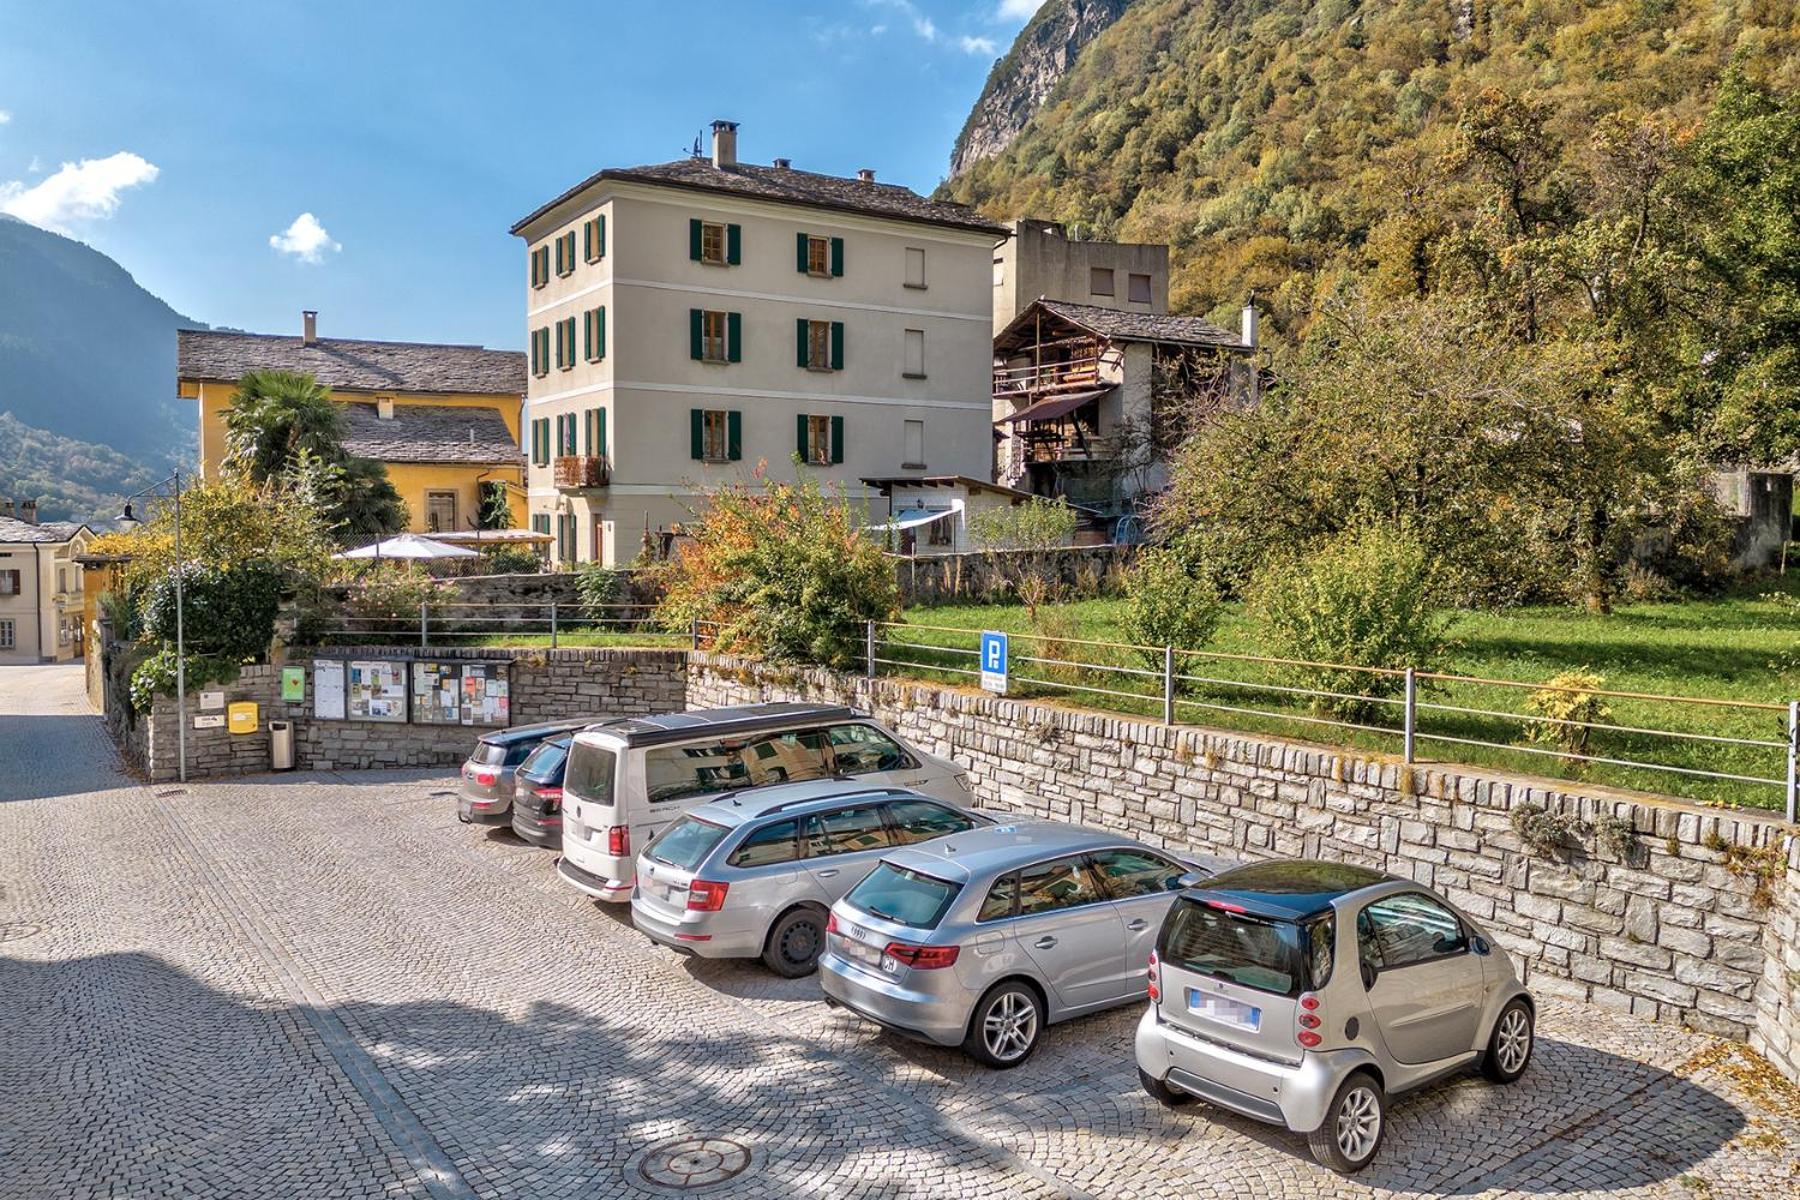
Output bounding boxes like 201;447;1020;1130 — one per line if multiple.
845;862;962;930
646;816;731;871
563;742;617;804
471;741;508;767
519;740;569;781
1159;897;1308;998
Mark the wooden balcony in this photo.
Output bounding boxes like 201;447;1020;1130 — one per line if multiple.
993;355;1106;400
553;454;609;489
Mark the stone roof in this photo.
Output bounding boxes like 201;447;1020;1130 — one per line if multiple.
179;329;526;396
512;157;1007;237
339;403;523;466
0;517;87;544
1032;300;1246;349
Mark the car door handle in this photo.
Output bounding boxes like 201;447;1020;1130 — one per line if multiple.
815;868;840;878
1126;918;1149;931
1033;936;1058;949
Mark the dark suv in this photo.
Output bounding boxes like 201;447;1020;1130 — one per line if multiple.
457;719;601;826
511;734;573;849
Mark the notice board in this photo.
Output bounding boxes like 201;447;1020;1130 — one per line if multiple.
346;660;408;723
411;661;509;726
313;660;347;720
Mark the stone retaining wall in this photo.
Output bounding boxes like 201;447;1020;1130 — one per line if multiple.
1752;839;1800;1081
687;652;1799;1064
891;544;1135;606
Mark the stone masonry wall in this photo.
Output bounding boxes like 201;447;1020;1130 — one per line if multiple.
891;544;1135;607
687;653;1799;1065
1752;838;1800;1082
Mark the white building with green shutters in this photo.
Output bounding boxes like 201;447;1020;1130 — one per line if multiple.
511;120;1006;566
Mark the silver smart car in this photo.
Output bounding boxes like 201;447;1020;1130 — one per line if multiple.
1134;860;1534;1173
819;822;1215;1067
631;780;996;976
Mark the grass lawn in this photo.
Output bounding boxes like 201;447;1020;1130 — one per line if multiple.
892;576;1800;811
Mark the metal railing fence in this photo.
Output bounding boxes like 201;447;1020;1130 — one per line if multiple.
312;601;686;649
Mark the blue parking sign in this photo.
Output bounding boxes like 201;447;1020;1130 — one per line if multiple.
979;630;1008;695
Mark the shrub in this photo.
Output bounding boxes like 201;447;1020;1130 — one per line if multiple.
655;473;897;669
478;544;543;575
967;497;1079;552
1510;802;1585;858
339;566;447;642
1120;545;1224;670
1522;668;1612;759
127;648;242;715
1592;812;1640;863
575;560;627;616
140;559;286;663
1246;524;1449;720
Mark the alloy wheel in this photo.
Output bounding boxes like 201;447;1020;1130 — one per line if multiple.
1335;1085;1381;1164
982;992;1038;1061
1496;1007;1531;1074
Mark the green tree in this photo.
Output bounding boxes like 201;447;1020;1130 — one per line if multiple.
224;371;347;481
967;496;1079;552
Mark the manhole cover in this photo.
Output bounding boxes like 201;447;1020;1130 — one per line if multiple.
0;922;44;943
632;1136;753;1191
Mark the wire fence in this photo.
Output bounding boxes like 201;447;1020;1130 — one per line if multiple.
867;621;1799;819
311;601;690;649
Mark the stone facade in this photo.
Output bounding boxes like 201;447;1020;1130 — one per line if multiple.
686;652;1800;1070
1752;838;1800;1082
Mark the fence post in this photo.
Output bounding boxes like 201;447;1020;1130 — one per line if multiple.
1162;646;1175;726
866;620;877;681
1403;667;1417;764
1787;699;1797;825
550;602;559;649
690;617;700;651
419;601;428;650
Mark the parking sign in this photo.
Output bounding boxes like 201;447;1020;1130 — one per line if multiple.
979;630;1008;695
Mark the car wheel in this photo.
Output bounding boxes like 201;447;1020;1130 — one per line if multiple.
1138;1067;1190;1108
1307;1071;1385;1174
761;907;827;978
963;981;1044;1069
1481;998;1534;1083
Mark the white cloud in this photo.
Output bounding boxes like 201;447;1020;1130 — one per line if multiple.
269;211;341;263
0;110;11;125
996;0;1042;20
959;35;998;54
861;1;993;53
0;151;159;232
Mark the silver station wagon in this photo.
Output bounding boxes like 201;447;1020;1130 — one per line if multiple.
819;822;1214;1067
631;781;995;976
1135;860;1534;1173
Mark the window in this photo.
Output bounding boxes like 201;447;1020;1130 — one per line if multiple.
584;407;607;457
1089;266;1115;296
530;245;549;289
557;513;577;562
1128;272;1152;303
903;419;925;469
530;327;550;377
978;873;1018;922
1089;849;1185;899
701;221;725;264
807;236;830;276
555;230;576;277
531;513;552;538
0;619;12;650
927;512;953;547
582;214;606;262
801;413;833;465
741;728;833;787
424;491;458;534
1016;854;1105;916
884;800;978;847
1159;897;1306;997
824;723;914;774
844;862;962;930
692;408;738;462
803;805;894;857
795;232;843;277
556;413;578;455
640;730;828;805
691;218;740;266
691;309;741;363
529;417;550;466
0;570;18;596
646;816;730;871
583;306;606;361
796;318;844;371
555;316;577;370
728;819;802;868
905;246;926;289
562;742;616;803
1359;892;1468;969
903;329;925;379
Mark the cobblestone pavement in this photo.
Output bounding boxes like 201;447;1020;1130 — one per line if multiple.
3;663;1798;1199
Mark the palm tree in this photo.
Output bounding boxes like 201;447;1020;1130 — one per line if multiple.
223;370;346;482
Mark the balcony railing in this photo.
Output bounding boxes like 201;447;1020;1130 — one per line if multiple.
553;454;609;489
993;355;1106;399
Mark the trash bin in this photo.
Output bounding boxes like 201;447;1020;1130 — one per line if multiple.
270;720;295;771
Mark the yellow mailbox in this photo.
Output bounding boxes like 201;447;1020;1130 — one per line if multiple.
227;701;259;735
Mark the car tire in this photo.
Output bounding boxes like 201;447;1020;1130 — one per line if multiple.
1139;1067;1190;1108
761;907;827;978
1307;1071;1385;1174
1481;998;1534;1083
963;980;1045;1070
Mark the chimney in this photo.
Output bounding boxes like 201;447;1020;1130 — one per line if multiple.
857;168;876;184
0;499;12;520
1241;295;1258;349
19;498;37;526
772;157;791;170
376;395;395;420
710;120;739;169
302;310;318;345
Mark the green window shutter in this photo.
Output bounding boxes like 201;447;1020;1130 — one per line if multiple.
830;415;845;464
582;409;592;456
597;214;606;258
582;310;591;360
689;218;703;261
583;220;591;261
830;322;844;371
726;223;741;265
796;232;810;273
796;413;809;459
597;407;607;457
690;408;704;460
727;312;742;362
727;410;742;461
830;237;844;277
796;318;810;368
596;307;606;360
554;235;563;275
689;309;704;360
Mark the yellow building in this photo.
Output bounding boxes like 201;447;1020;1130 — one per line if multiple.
177;313;527;534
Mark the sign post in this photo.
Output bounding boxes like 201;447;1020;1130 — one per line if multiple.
979;630;1008;696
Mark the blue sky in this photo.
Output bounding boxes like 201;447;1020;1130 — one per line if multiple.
0;0;1041;349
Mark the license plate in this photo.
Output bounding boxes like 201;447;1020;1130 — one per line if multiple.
1188;987;1261;1031
837;922;883;967
566;818;586;840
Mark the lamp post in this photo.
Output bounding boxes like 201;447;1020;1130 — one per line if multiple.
118;469;186;784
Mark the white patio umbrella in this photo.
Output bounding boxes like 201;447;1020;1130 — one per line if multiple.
332;533;481;561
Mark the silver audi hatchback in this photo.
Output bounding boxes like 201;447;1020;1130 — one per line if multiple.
819;822;1216;1067
631;780;996;977
1134;860;1534;1173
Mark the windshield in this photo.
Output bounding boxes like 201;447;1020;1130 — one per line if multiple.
562;742;617;805
844;862;962;930
1159;897;1310;997
646;817;730;871
519;740;569;780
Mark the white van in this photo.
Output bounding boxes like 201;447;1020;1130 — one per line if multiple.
556;703;973;903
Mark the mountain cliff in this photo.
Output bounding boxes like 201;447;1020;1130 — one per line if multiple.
950;0;1133;178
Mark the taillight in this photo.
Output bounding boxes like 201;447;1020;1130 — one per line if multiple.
686;880;730;912
883;942;960;969
532;786;563;801
1146;949;1161;1002
825;912;841;935
606;825;629;856
474;771;497;787
1296;991;1323;1049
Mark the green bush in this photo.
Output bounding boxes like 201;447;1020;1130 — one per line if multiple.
339;566;446;642
127;647;242;715
967;497;1079;552
1246;524;1449;721
140;560;285;662
1120;545;1224;670
479;544;544;575
1522;668;1612;759
575;560;628;615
